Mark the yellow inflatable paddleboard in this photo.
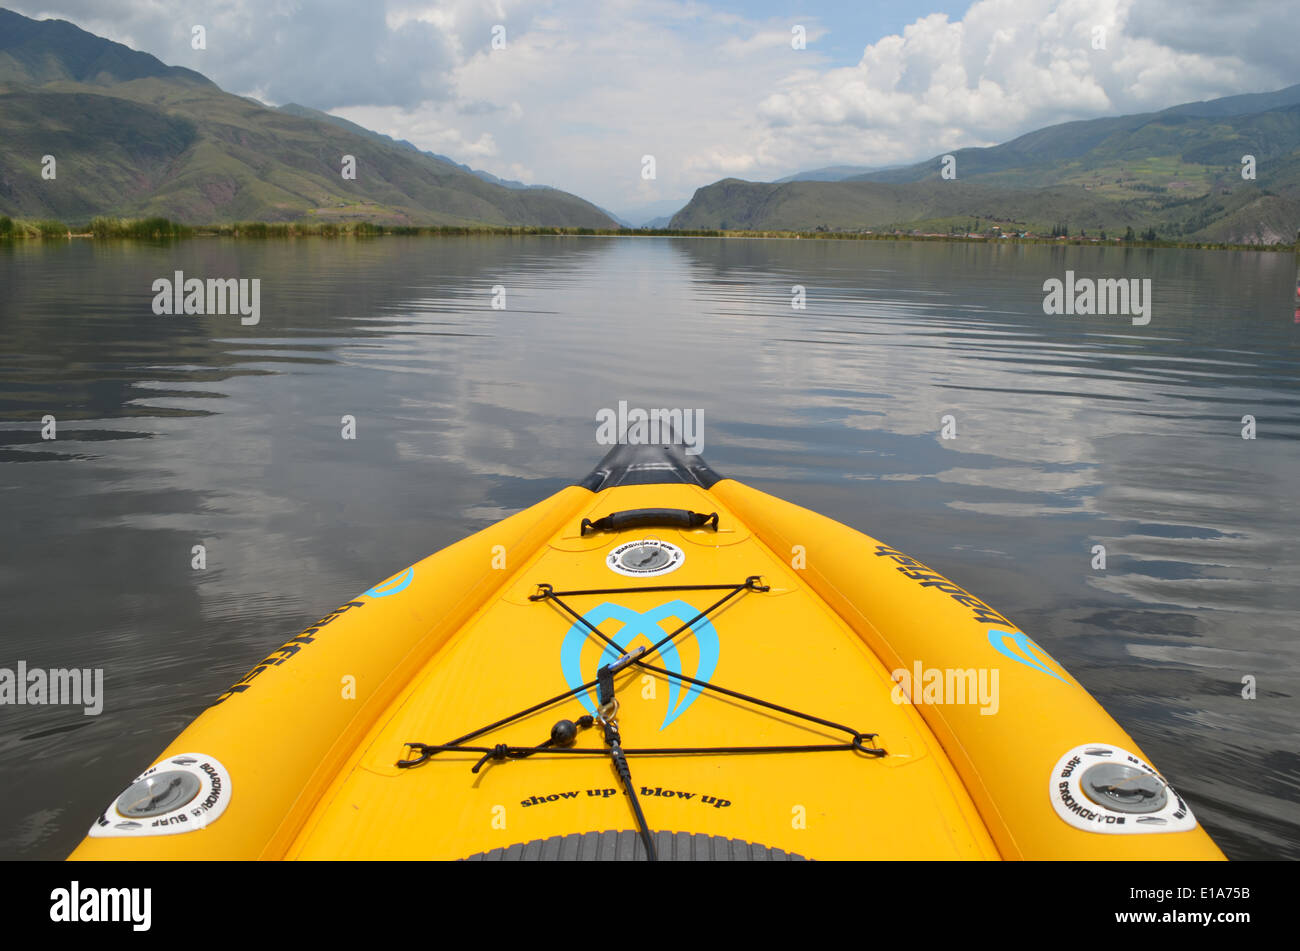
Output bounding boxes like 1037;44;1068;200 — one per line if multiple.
70;444;1224;860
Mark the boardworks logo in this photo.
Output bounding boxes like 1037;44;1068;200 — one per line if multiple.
560;602;718;729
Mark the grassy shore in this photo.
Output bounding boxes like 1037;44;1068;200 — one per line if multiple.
1;215;1296;252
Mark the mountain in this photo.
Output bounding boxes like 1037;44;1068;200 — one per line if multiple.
0;8;212;87
672;178;1127;232
672;85;1300;243
0;9;616;228
849;84;1300;189
610;197;691;228
426;156;538;191
775;165;894;183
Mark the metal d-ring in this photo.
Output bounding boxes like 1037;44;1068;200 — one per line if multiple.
597;697;620;726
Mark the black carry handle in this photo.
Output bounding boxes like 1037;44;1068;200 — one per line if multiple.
580;508;719;536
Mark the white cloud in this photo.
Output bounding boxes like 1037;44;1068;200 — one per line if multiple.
751;0;1289;176
682;149;760;176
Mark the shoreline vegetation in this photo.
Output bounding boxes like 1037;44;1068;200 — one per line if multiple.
0;215;1296;252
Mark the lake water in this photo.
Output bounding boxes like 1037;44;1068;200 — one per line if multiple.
1;235;1297;859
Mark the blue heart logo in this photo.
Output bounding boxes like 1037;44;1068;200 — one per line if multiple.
987;628;1070;684
560;601;720;730
363;566;414;598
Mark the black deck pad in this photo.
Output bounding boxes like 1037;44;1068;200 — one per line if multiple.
462;830;807;860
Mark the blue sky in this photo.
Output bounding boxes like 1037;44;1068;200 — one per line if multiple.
9;1;1298;216
708;0;976;66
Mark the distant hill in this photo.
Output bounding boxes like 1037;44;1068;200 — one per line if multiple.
673;85;1300;243
775;165;894;183
0;8;616;228
672;178;1127;232
610;197;691;228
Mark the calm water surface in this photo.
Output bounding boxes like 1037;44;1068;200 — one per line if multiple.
1;236;1297;859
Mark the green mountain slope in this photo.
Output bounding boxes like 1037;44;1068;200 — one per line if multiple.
853;95;1300;199
672;86;1300;243
0;8;213;87
0;9;616;228
672;178;1131;232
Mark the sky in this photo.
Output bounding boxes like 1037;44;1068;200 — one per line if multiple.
9;0;1300;216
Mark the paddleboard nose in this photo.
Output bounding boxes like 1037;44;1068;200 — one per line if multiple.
578;441;723;491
